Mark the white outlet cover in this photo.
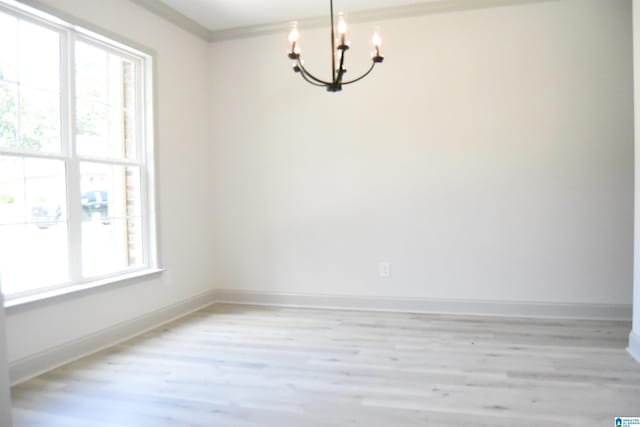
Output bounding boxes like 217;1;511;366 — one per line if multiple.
379;262;391;277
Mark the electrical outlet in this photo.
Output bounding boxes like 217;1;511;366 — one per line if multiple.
379;262;391;278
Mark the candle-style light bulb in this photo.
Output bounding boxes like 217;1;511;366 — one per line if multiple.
338;17;347;35
288;25;300;58
337;14;347;46
288;27;299;44
372;32;382;57
372;33;382;48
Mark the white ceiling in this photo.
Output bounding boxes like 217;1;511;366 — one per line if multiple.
158;0;444;32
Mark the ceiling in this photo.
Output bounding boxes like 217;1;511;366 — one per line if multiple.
131;0;551;41
157;0;444;33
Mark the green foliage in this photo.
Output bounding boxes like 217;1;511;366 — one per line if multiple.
0;82;45;151
0;194;14;204
0;58;113;151
0;82;18;148
76;101;103;136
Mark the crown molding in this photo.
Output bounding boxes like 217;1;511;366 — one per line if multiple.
131;0;560;43
130;0;211;41
207;0;560;42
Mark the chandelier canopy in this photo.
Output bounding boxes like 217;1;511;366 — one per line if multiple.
287;0;384;92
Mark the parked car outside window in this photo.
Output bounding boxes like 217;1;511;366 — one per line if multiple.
31;204;61;229
81;191;109;224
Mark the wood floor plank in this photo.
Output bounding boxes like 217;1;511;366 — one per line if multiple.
11;303;640;426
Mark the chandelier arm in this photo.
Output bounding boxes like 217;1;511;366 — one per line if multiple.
298;68;329;87
341;62;376;85
336;47;347;84
297;59;333;86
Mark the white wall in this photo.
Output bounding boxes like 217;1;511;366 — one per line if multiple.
0;293;12;426
5;0;212;365
209;0;634;305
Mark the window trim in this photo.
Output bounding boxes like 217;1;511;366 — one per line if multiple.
0;0;159;303
4;268;165;310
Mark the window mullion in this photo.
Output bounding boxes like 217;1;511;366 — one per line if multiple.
64;32;83;282
137;61;151;269
15;15;21;149
75;155;142;167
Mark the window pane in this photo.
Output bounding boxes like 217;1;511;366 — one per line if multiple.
18;19;60;92
75;42;107;103
80;162;143;278
0;156;68;295
82;217;143;278
0;11;18;83
0;156;23;225
75;41;137;160
76;102;133;159
24;157;67;224
20;86;61;152
0;83;61;152
0;82;18;148
0;223;69;295
80;163;141;220
0;156;67;225
0;15;61;152
75;42;136;109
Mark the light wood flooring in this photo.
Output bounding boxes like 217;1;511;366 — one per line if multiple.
10;304;640;426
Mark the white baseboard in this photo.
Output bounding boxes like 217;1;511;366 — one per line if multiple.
629;331;640;363
9;289;217;386
213;289;633;321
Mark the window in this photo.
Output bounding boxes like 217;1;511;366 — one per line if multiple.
0;2;156;300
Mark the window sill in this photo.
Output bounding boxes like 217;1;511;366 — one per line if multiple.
4;268;165;311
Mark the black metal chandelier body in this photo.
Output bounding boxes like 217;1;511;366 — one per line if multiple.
287;0;384;92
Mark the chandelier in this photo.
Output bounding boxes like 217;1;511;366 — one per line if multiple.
287;0;384;92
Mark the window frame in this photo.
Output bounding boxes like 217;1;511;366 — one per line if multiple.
0;1;158;302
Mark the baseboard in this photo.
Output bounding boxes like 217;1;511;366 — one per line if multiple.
629;331;640;363
213;289;633;321
9;289;217;386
